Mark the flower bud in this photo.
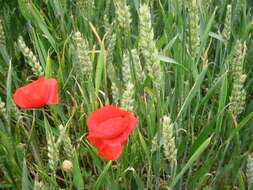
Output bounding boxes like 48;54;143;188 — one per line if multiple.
62;160;73;173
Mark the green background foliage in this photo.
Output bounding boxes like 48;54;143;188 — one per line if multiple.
0;0;253;189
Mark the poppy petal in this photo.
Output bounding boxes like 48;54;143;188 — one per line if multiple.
13;77;59;109
87;106;129;131
45;78;58;104
13;77;48;109
86;105;138;161
98;141;123;161
87;135;102;147
88;116;129;139
116;114;138;145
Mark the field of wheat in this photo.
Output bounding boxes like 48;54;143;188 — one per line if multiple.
0;0;253;189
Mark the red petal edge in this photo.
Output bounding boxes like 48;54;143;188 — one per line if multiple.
45;78;58;104
87;106;129;131
13;77;58;109
98;141;123;161
13;77;48;109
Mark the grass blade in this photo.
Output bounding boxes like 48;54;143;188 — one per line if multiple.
171;136;212;188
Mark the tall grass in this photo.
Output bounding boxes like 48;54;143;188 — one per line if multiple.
0;0;253;189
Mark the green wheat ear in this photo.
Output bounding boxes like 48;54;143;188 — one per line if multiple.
122;51;131;84
77;0;95;13
247;155;253;187
113;0;132;33
152;115;177;169
0;97;6;114
58;125;75;159
222;4;232;43
189;0;200;56
111;81;120;105
106;33;116;66
73;31;93;76
121;82;135;112
0;19;6;46
46;130;59;175
33;176;47;190
17;36;44;76
121;51;135;111
229;41;247;117
162;115;177;167
131;49;144;82
139;4;161;89
46;124;75;177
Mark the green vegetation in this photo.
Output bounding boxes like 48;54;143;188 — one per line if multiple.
0;0;253;189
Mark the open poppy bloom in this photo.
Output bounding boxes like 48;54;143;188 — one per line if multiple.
87;106;138;161
13;76;58;109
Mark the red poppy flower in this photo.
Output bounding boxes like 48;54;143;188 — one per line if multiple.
13;76;58;109
87;106;138;161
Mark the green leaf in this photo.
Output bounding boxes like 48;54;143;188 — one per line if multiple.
95;44;105;96
22;159;30;190
171;136;212;188
197;8;217;59
45;55;52;78
92;161;112;190
176;64;208;121
6;60;12;124
73;152;84;190
216;72;228;133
